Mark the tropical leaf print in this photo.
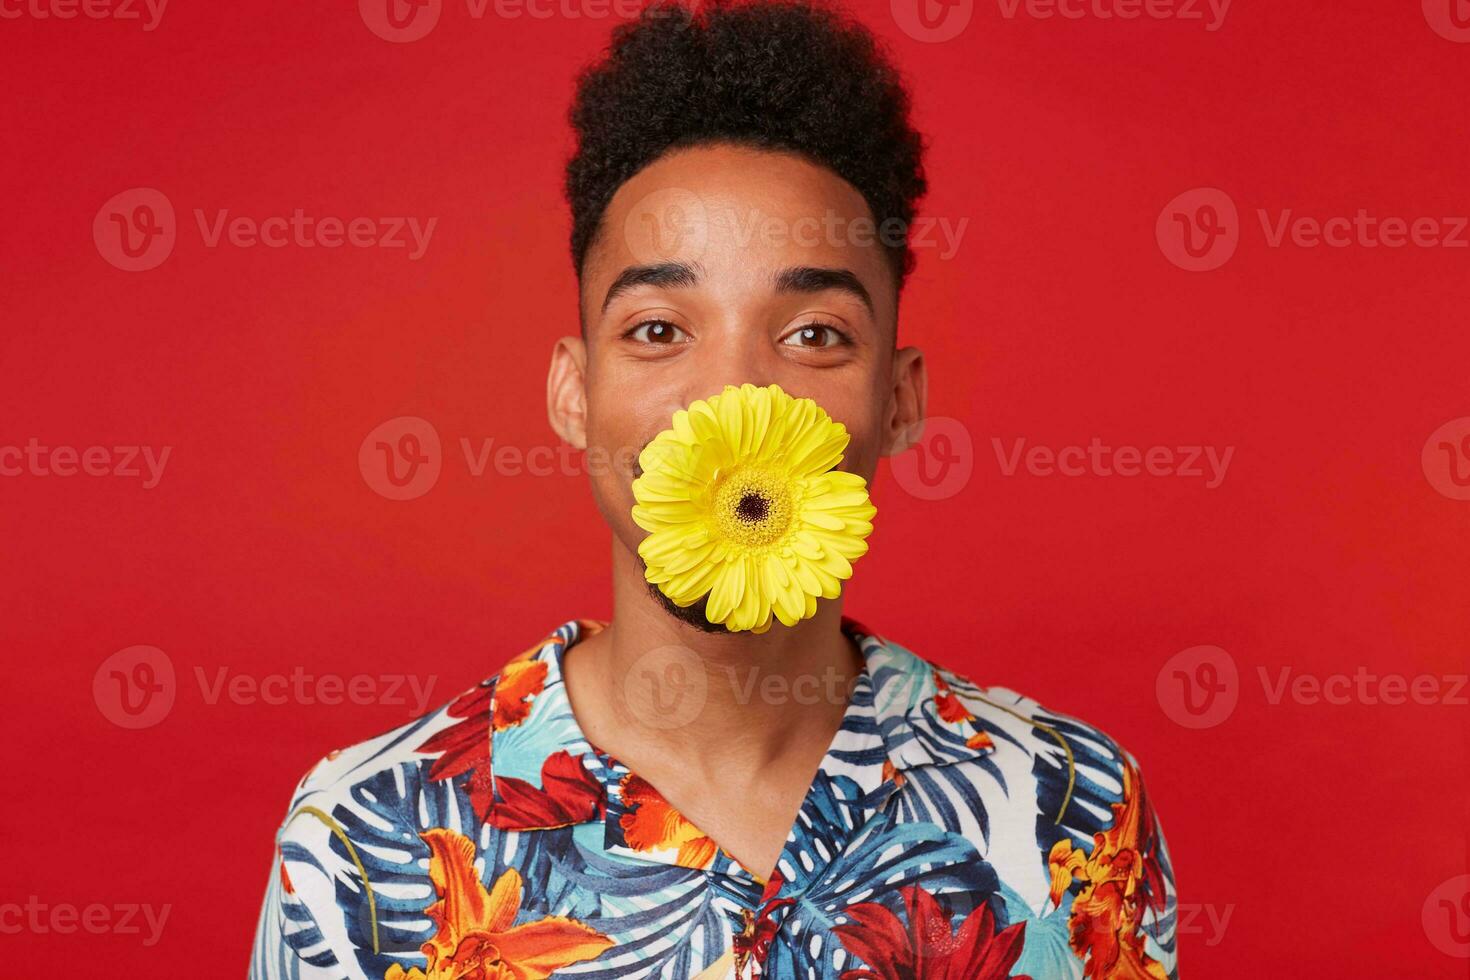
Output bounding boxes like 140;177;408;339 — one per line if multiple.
250;619;1179;980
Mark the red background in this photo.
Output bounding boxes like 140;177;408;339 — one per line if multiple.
2;0;1467;975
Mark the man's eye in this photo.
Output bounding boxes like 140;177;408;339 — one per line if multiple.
781;323;848;348
625;320;691;344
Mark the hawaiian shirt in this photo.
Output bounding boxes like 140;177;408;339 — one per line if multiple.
249;617;1179;979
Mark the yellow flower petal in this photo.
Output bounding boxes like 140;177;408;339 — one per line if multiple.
630;383;877;633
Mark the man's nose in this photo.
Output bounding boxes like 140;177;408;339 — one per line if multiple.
675;336;784;407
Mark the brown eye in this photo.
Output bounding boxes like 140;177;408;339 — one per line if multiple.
782;323;848;348
626;320;691;344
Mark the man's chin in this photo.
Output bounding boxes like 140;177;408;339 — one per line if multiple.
642;574;733;634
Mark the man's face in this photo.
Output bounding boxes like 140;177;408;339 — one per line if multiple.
553;142;924;625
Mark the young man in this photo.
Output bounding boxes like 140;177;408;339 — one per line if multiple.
250;2;1179;977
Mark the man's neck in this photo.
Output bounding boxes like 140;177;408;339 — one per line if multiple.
560;538;864;782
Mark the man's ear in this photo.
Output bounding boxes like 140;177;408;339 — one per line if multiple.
882;345;927;456
547;335;589;450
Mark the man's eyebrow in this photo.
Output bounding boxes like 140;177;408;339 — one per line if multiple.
772;266;873;315
601;261;702;314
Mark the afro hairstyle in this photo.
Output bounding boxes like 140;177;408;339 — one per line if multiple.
564;0;929;298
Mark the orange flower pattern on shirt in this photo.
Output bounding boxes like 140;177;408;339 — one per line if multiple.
1047;757;1170;980
384;828;613;980
932;669;997;751
618;772;720;870
252;618;1178;980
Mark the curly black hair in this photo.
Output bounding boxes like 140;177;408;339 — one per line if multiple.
564;0;928;296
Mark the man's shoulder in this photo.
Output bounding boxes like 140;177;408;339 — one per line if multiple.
877;635;1168;877
271;625;569;823
937;657;1139;768
867;629;1149;815
254;665;515;976
868;627;1140;766
270;676;488;837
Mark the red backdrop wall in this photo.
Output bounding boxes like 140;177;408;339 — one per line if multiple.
2;0;1467;975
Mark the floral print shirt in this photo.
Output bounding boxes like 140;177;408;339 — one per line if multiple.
249;617;1179;979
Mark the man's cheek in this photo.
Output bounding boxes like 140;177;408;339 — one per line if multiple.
836;430;879;475
581;444;629;482
616;443;643;480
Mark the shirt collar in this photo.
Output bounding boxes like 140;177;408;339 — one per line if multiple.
482;617;996;871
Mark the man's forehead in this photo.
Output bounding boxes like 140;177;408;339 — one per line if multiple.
579;147;899;315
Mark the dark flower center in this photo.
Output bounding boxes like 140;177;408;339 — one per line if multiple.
735;492;770;523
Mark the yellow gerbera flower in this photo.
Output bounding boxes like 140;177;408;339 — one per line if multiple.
631;382;877;633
